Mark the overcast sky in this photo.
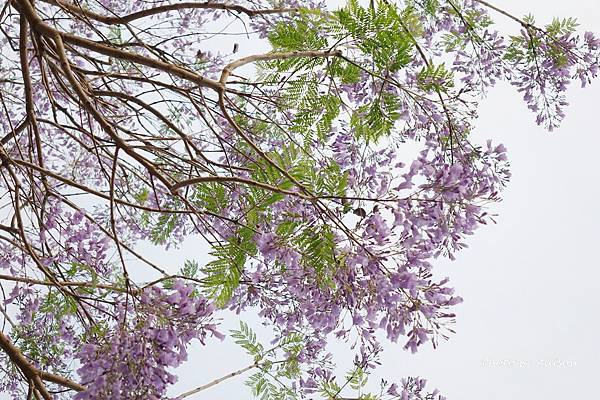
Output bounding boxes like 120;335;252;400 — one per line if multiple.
166;1;600;399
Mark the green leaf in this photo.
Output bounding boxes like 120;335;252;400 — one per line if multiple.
149;212;178;245
294;225;337;287
269;14;327;51
201;241;245;307
351;91;401;142
333;0;418;72
231;321;264;359
328;59;361;84
417;62;454;92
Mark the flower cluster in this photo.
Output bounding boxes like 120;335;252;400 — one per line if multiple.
388;377;447;400
75;281;220;399
507;24;600;130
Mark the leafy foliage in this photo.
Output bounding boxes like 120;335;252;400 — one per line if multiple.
418;63;455;92
201;234;254;307
231;322;304;400
351;91;402;142
268;11;327;52
149;212;179;245
333;0;419;72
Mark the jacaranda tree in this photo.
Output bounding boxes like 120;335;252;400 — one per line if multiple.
0;0;597;398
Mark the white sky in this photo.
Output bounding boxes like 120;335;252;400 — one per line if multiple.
169;1;600;399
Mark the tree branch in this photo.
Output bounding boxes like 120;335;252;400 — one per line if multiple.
0;331;85;396
220;49;343;84
176;362;257;399
13;0;224;92
171;175;312;199
42;0;298;24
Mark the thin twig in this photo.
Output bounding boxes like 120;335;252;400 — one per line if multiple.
176;362;258;399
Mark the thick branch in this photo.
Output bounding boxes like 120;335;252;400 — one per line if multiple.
13;0;224;92
220;49;343;84
42;0;297;24
0;331;85;396
0;118;28;145
39;371;86;392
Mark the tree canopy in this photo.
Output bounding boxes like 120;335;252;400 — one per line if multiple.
0;0;597;399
